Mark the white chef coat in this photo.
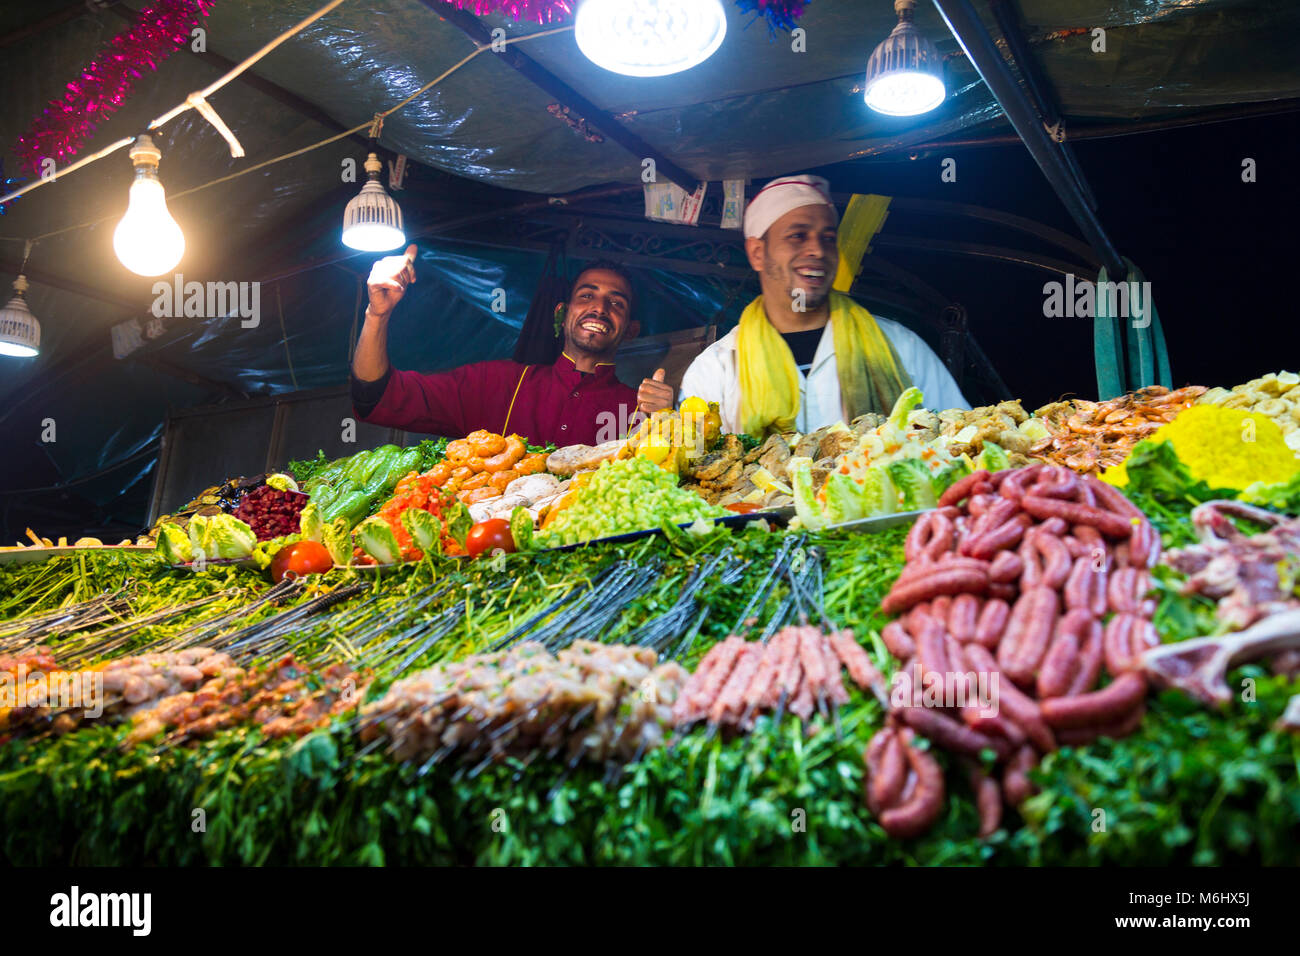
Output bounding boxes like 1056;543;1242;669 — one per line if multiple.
679;315;970;434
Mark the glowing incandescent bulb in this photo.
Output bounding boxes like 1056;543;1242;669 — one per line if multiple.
113;134;185;276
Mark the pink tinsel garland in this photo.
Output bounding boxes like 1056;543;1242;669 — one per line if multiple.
14;0;215;178
441;1;574;23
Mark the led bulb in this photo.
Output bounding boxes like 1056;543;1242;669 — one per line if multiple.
342;153;405;252
113;136;185;277
864;71;946;116
864;0;946;116
575;0;727;78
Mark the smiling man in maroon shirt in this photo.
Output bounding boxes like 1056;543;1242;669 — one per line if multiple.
351;246;675;446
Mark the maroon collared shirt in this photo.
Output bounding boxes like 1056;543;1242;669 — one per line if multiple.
353;353;639;447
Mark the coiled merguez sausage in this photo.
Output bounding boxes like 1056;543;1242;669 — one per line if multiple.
1036;608;1093;699
962;642;1056;753
895;701;1012;760
1029;526;1073;590
997;464;1045;504
1064;553;1109;618
1103;613;1159;676
1107;567;1154;616
947;593;981;643
1001;743;1039;807
1055;701;1146;747
937;469;990;508
1030;467;1081;500
881;562;990;615
864;725;909;815
996;586;1059;687
1084;476;1160;569
988;549;1024;584
1040;672;1148;730
881;620;916;660
965;760;1004;839
1021;495;1133;539
964;513;1033;561
905;510;955;563
1067;617;1105;696
973;598;1011;648
866;727;947;840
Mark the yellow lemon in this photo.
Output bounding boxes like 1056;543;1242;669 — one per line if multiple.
680;396;710;416
638;436;673;466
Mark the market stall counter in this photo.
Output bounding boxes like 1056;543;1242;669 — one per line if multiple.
2;375;1298;865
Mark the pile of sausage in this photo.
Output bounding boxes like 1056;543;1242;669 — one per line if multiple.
865;464;1160;839
672;626;881;730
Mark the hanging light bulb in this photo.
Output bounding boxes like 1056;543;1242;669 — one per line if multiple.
0;274;40;358
342;153;405;252
575;0;728;78
864;0;946;116
113;134;186;276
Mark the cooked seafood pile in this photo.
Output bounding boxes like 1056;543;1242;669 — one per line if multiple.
1032;385;1206;473
427;430;550;506
672;626;881;730
866;464;1162;838
360;641;687;767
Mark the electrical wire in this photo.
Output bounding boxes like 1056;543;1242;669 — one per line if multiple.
275;282;299;390
0;0;352;208
2;25;575;247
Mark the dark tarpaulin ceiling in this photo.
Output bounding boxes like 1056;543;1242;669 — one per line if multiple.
0;0;1296;527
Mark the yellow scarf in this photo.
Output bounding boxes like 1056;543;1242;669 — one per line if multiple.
737;291;912;437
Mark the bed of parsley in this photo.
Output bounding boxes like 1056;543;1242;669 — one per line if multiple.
1;487;1296;865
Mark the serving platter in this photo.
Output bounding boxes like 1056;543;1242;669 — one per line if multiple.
822;507;932;535
0;545;154;566
346;507;798;570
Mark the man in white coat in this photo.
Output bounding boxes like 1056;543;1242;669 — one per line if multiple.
680;175;968;435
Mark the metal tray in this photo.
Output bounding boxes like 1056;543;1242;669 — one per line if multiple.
344;507;798;569
822;508;932;535
541;506;796;554
0;545;154;566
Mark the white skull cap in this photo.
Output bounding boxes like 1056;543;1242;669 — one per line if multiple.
742;174;838;239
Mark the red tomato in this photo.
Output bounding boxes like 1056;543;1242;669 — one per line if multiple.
724;502;762;514
269;540;334;582
465;518;516;558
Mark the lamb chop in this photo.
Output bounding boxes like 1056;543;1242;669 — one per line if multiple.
1143;609;1300;707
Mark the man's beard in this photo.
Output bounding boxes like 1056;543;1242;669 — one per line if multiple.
565;315;619;356
767;260;830;312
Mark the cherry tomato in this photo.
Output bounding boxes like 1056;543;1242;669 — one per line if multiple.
724;502;762;514
269;540;334;582
465;518;516;558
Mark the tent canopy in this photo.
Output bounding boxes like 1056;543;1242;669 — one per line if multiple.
0;0;1296;532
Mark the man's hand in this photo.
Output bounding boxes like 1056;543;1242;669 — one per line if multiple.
366;244;418;320
637;368;675;415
